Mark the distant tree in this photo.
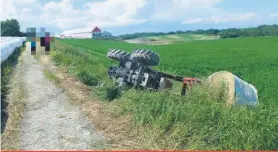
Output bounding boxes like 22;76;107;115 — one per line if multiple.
168;31;176;34
219;28;242;38
116;24;278;40
206;29;220;35
1;19;24;36
176;30;184;34
194;29;205;34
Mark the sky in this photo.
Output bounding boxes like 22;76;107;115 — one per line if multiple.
1;0;278;36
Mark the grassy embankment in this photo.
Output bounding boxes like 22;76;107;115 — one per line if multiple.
1;46;24;132
1;45;25;150
51;37;278;150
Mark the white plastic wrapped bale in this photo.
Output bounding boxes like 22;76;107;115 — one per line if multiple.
1;37;26;62
207;71;258;106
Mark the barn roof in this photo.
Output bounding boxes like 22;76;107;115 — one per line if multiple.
92;26;101;32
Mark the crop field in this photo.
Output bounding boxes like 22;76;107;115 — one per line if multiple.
61;36;278;104
53;36;278;150
124;34;220;44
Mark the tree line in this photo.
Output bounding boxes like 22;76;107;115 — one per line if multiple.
117;24;278;40
1;19;25;36
219;25;278;38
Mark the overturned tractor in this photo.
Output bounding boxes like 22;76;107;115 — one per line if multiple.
107;48;201;96
107;48;259;106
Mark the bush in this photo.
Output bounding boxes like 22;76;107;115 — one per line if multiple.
95;80;121;101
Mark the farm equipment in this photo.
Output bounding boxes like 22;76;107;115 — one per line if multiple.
107;48;201;96
107;48;259;106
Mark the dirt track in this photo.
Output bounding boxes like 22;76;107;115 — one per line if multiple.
15;43;104;150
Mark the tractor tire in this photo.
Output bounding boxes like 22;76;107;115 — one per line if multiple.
107;48;130;61
131;49;160;66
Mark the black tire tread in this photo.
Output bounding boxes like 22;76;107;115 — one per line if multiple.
131;49;160;66
107;48;130;61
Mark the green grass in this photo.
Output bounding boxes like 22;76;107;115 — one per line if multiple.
53;37;278;150
43;69;59;84
61;36;278;105
52;41;109;86
1;46;24;133
118;89;278;150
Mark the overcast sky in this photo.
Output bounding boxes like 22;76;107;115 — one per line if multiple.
1;0;278;36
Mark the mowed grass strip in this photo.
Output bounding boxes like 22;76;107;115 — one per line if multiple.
129;34;218;43
53;37;278;150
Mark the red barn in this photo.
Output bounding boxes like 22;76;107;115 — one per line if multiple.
92;26;101;38
60;34;65;38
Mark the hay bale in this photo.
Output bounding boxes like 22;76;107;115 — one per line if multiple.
206;71;235;105
206;71;259;106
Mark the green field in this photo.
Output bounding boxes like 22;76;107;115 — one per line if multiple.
53;36;278;150
61;36;278;104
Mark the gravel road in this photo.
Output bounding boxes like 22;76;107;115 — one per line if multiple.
18;43;104;150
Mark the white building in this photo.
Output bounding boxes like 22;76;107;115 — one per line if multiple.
101;31;112;38
60;26;113;39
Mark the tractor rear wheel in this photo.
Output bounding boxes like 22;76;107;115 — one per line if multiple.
131;49;160;66
107;48;130;61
